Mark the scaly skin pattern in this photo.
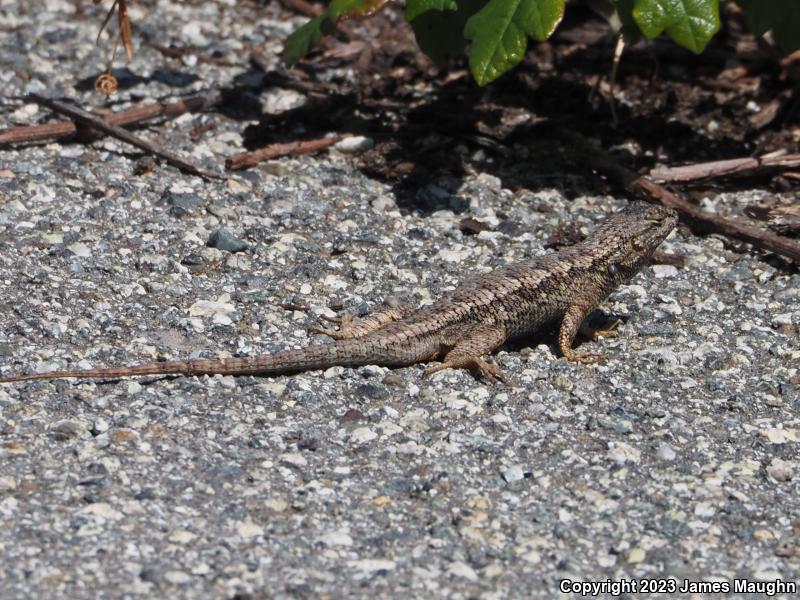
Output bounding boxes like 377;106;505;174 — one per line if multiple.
0;203;678;383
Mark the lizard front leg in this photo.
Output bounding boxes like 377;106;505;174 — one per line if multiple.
309;304;411;340
558;297;609;364
424;324;508;383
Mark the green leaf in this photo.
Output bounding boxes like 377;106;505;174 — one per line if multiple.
406;0;459;22
632;0;719;53
410;0;487;67
736;0;800;53
464;0;565;85
283;14;331;67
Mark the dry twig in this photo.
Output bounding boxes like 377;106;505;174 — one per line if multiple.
576;148;800;263
0;91;223;145
226;135;340;170
28;94;225;180
650;153;800;183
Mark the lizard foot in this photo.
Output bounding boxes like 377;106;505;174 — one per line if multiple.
308;314;357;340
309;305;410;341
425;357;509;384
579;317;623;341
589;318;623;340
562;349;606;365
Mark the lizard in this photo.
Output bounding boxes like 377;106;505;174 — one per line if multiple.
0;202;678;384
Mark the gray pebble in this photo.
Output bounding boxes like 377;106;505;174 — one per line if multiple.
206;227;249;253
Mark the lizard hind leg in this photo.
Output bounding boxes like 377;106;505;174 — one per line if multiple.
308;304;410;341
424;324;508;384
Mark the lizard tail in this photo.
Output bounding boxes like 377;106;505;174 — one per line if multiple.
0;339;421;382
0;361;193;382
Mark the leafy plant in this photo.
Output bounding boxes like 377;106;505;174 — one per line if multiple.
624;0;720;54
462;0;565;85
283;0;392;66
283;0;800;86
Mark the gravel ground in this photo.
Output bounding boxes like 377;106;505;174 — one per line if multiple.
1;1;799;598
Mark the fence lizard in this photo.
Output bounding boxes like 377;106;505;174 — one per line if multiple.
0;202;678;384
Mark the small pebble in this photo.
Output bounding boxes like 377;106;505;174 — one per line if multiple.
656;442;677;461
350;427;377;444
767;458;793;482
335;136;374;154
207;227;248;253
502;465;525;482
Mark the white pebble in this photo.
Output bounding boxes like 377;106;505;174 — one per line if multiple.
350;427;377;444
335;136;374;154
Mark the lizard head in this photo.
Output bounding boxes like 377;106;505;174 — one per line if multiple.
594;202;679;282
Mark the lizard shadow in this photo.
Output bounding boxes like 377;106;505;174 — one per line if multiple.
501;310;628;356
54;373;182;386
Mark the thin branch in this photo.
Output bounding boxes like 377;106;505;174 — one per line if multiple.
226;135;340;171
577;149;800;263
27;94;225;181
650;153;800;183
0;91;223;145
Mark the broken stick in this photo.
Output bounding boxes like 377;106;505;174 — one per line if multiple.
1;91;222;146
26;94;225;180
576;148;800;263
225;135;340;170
650;153;800;183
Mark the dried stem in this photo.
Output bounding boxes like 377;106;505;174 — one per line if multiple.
576;148;800;263
28;94;225;181
226;135;340;170
0;91;223;146
650;153;800;183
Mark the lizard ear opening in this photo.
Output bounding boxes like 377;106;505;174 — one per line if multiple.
631;238;645;252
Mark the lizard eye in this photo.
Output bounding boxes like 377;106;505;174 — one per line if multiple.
608;263;620;276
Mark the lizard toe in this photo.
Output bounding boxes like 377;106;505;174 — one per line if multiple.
590;318;623;340
309;314;359;340
472;357;509;384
